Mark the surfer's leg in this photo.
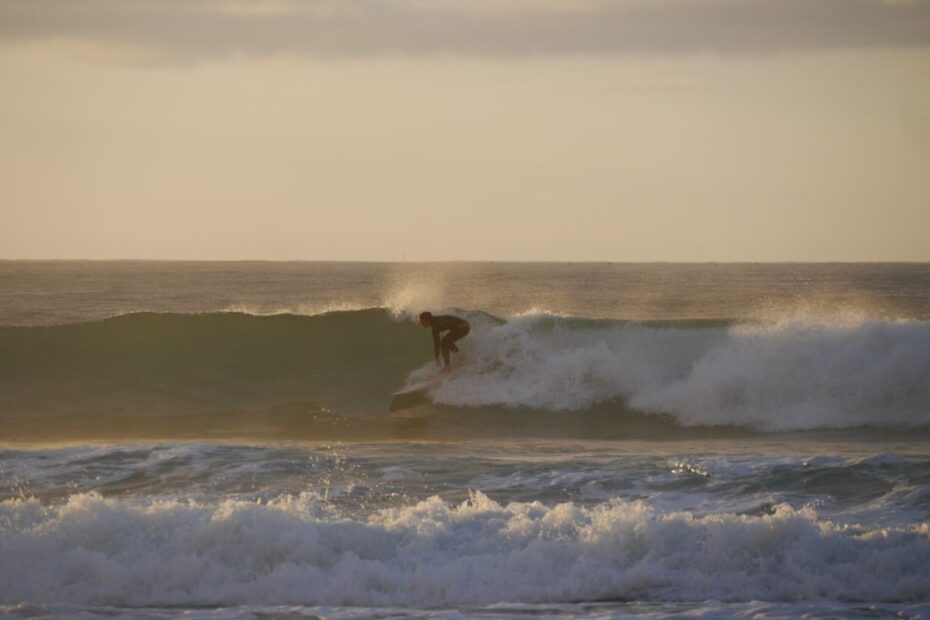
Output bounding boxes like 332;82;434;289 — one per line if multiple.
441;325;469;358
452;324;470;349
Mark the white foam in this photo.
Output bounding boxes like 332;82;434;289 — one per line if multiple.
1;492;927;607
429;317;930;431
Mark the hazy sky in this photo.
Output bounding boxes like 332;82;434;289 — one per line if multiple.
1;0;929;261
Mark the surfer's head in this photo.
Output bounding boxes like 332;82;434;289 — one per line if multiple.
418;311;432;327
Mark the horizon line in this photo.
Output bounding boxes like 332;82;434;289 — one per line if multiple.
2;258;929;265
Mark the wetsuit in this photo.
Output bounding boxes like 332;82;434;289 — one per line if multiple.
430;314;470;366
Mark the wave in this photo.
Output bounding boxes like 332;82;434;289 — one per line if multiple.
1;491;928;607
1;309;928;439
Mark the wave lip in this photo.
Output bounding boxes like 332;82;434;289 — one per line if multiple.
1;491;928;607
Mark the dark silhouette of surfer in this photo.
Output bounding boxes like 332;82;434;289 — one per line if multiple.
419;311;470;369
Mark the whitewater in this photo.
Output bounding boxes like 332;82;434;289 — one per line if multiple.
1;261;928;619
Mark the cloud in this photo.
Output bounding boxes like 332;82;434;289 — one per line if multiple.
1;0;929;61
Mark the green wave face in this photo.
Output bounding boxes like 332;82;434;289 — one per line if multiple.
0;310;425;437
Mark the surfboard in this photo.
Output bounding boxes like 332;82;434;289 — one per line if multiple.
389;367;461;412
391;368;459;397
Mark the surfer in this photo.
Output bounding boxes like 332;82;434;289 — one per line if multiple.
419;311;470;369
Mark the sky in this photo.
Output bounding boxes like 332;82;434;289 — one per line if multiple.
1;0;929;261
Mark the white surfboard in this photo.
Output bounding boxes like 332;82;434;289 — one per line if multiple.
391;368;460;397
389;367;462;412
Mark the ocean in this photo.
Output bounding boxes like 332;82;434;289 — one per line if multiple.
1;261;928;619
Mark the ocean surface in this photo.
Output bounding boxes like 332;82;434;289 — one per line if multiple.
1;261;929;619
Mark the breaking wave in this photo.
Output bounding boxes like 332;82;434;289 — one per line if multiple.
0;491;927;607
432;313;930;431
1;309;928;438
